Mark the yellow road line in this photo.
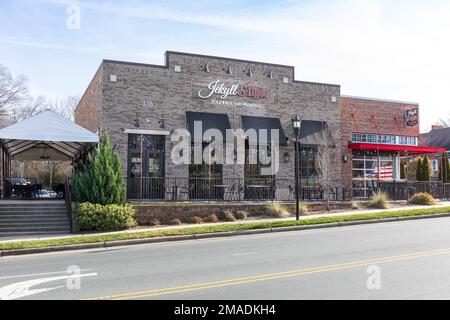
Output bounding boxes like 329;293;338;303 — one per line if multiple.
85;246;450;300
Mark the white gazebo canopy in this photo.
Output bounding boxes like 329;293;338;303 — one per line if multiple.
0;111;99;161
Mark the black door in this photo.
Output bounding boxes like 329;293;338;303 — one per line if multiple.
127;134;165;200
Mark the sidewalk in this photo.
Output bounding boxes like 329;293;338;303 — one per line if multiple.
1;201;449;244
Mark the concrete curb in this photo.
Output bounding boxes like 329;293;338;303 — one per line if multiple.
2;212;450;257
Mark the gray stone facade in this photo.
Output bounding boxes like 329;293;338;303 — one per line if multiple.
75;51;342;187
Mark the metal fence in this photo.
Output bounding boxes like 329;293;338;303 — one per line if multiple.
126;177;450;202
0;179;66;200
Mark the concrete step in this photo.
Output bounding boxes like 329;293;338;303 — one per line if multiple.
0;226;71;233
0;201;71;237
0;211;68;216
0;206;67;211
0;221;69;228
0;215;70;221
0;203;66;208
0;216;69;221
0;212;68;217
0;230;70;237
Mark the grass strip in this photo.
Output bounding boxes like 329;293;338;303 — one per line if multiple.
1;206;450;251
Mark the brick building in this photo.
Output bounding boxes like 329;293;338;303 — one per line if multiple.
75;51;444;200
420;125;450;180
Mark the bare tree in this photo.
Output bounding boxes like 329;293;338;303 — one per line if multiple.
10;96;47;124
316;127;335;210
45;96;79;120
0;65;29;113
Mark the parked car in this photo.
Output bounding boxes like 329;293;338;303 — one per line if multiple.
48;191;57;198
9;178;27;186
36;190;51;198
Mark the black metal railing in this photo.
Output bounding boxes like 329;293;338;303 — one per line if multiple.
64;177;75;233
125;178;450;202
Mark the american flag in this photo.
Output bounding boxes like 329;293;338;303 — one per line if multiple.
366;165;393;180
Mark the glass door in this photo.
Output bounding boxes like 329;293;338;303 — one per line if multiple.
127;134;165;200
127;134;143;199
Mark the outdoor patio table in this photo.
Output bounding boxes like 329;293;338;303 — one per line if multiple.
246;185;272;200
210;185;227;200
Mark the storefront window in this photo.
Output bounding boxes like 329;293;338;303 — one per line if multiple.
244;144;273;185
352;150;398;199
299;146;318;186
189;143;223;180
352;151;397;181
352;133;417;146
188;143;223;200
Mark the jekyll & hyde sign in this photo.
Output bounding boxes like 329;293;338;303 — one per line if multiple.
198;80;268;100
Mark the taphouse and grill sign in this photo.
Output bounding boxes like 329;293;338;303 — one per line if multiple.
198;80;269;100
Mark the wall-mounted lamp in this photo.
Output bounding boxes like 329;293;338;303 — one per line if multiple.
201;63;210;72
245;66;253;77
283;152;290;162
342;155;348;163
285;137;290;145
133;118;140;128
159;115;166;129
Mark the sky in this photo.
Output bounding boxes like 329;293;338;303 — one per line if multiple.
0;0;449;132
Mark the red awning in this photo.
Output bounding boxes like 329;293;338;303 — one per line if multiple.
348;143;446;155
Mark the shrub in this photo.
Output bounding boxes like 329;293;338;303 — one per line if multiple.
367;191;390;209
217;209;233;220
74;202;136;231
300;204;308;215
168;218;182;226
189;216;204;224
72;132;126;205
409;193;436;206
148;218;161;226
203;214;219;223
235;211;249;220
223;211;237;222
265;203;291;218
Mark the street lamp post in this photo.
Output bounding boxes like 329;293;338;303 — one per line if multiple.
292;115;302;221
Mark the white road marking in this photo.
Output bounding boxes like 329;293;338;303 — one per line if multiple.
232;252;257;257
0;268;93;280
0;273;97;300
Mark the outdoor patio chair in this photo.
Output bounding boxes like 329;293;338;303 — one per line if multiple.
287;185;294;200
179;184;195;200
224;184;235;201
165;185;174;201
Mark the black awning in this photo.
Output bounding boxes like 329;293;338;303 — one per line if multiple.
299;120;334;147
241;116;288;146
186;111;231;140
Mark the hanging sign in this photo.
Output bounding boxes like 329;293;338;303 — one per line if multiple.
405;108;418;127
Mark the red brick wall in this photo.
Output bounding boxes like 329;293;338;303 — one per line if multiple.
74;64;103;133
340;96;420;187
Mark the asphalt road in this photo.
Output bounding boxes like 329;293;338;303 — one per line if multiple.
2;217;450;300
